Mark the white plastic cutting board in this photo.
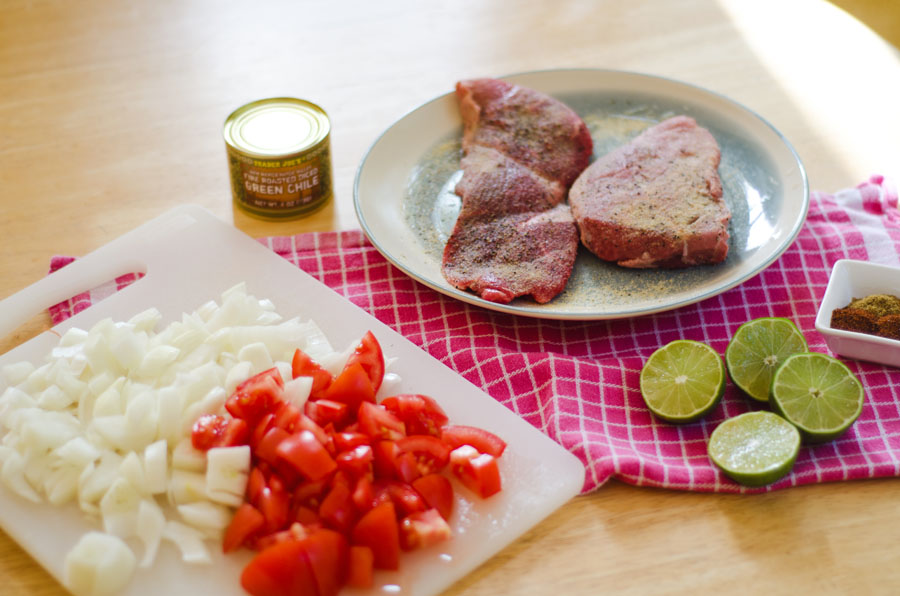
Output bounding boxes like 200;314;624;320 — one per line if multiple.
0;205;585;596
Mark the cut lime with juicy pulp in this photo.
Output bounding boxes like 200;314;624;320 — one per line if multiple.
725;317;807;403
770;352;865;443
639;340;726;423
708;411;801;487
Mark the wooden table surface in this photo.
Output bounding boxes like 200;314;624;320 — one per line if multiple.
2;0;899;594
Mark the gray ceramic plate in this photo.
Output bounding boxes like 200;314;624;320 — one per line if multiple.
353;69;809;320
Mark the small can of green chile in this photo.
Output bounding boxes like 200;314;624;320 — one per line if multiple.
223;97;333;219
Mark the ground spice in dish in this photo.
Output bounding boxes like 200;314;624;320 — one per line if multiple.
831;293;900;340
848;294;900;317
877;314;900;340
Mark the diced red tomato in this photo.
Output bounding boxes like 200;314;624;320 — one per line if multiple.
252;522;308;551
329;469;353;491
304;529;349;596
358;402;405;441
254;427;290;467
224;503;265;553
305;399;350;428
374;480;428;518
440;424;507;457
292;505;321;527
226;368;285;425
246;466;267;505
318;481;356;534
238;367;286;393
296;413;332;450
343;331;385;393
276;430;337;482
381;394;448;437
292;478;328;509
257;482;290;535
332;431;370;452
399;508;452;551
240;536;318;596
223;332;508;596
271;402;303;433
336;444;374;479
291;348;334;399
346;545;374;589
412;473;454;520
323;362;376;412
450;445;502;498
191;414;248;451
351;475;375;514
397;434;450;475
351;501;400;570
250;413;275;449
372;440;420;483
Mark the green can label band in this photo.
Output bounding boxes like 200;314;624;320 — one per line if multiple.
227;142;332;214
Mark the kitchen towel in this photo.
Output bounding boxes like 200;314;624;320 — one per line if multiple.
49;176;900;494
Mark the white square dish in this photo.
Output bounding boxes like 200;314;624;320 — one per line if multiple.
815;259;900;368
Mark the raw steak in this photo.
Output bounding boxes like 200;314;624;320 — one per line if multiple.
569;116;730;268
441;78;593;304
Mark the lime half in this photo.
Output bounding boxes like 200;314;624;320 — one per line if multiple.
770;352;865;443
708;411;801;487
639;340;726;423
725;317;807;402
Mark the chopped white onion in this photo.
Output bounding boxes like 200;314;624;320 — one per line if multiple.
44;464;79;506
54;437;102;468
162;520;211;564
1;361;36;385
177;500;233;533
36;384;73;410
119;452;146;494
224;360;252;394
64;531;136;596
0;283;395;588
143;439;168;495
137;344;181;378
283;375;313;410
205;445;250;507
1;451;41;503
171;437;206;472
92;378;125;418
168;469;208;505
136;498;165;568
237;341;274;374
100;477;141;538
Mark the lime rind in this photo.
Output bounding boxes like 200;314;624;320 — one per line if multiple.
708;411;801;487
639;340;726;423
725;317;807;403
770;352;864;443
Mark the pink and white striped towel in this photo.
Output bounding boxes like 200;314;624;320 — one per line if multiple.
49;176;900;494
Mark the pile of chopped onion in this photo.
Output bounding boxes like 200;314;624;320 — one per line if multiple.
0;283;397;596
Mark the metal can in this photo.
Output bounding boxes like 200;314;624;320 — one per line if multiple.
223;97;333;219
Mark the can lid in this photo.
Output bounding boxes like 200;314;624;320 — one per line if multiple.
224;98;330;157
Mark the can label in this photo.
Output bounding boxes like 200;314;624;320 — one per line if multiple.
227;140;332;215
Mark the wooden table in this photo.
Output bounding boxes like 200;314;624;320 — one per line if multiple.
2;0;899;593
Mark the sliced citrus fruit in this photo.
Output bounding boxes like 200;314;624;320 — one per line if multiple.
725;317;807;402
770;352;865;443
639;340;726;423
708;411;801;487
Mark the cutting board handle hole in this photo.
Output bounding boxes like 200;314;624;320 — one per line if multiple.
47;259;147;325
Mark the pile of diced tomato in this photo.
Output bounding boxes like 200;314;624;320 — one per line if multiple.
191;331;507;596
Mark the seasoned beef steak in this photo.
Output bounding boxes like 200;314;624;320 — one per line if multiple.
441;78;593;304
569;116;730;268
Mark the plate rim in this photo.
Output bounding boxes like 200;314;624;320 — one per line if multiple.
353;68;810;321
